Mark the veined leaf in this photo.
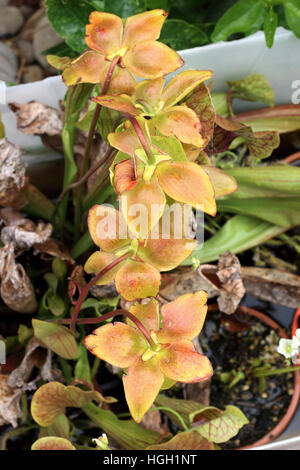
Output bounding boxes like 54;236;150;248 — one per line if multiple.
228;74;275;107
32;320;78;360
160;19;208;50
31;437;76;450
147;430;215;450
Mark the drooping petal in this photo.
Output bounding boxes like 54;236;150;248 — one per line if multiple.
120;176;166;239
123;9;168;47
153;106;203;147
202;166;238;198
123;356;164;423
128;298;160;332
133;78;165;111
161;70;213;109
108;67;137;96
122;40;183;79
88;205;130;252
62;51;109;86
115;259;161;301
84;322;147;368
138;237;197;272
84;251;123;285
85;12;123;57
156;161;216;215
93;94;138;116
158;340;213;383
157;291;208;344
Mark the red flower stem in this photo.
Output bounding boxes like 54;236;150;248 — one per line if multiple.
128;116;154;161
61;309;155;348
70;253;129;334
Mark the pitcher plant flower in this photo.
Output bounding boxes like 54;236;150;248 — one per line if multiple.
84;292;213;422
85;205;197;300
47;10;183;89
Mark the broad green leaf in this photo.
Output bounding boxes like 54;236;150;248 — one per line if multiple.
31;437;76;450
217;197;300;228
151;135;187;161
32;320;78;359
46;0;94;53
104;0;147;16
39;414;70;440
284;0;300;38
211;0;266;42
182;215;285;265
233;104;300;133
228;74;275;107
264;9;278;48
31;382;116;427
147;430;215;450
160;19;208;50
211;92;230;118
83;402;163;450
147;0;169;9
193;405;248;443
75;343;92;385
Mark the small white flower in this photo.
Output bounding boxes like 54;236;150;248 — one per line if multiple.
293;329;300;347
92;433;109;450
277;338;299;359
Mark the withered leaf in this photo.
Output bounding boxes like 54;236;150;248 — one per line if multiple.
34;238;74;264
0;373;22;428
9;102;63;136
31;437;76;451
215;251;245;314
146;430;215;450
0;138;27;209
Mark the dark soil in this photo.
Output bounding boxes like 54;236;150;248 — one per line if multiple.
201;309;295;449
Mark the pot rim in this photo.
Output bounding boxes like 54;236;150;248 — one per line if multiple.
207;304;300;450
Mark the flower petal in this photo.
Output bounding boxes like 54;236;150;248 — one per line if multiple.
120;176;166;239
122;40;183;79
62;51;109;86
156;161;216;215
133;78;165;110
153;106;203;147
88;204;130;252
128;298;160;332
158;340;213;383
47;55;72;70
84;322;147;368
138;237;197;271
202;166;238;198
84;251;123;285
162;70;213;109
115;259;161;301
123;9;167;47
94;94;138;116
157;291;208;343
108;124;141;157
108;68;137;96
85;11;123;57
123;356;164;422
114;158;139;194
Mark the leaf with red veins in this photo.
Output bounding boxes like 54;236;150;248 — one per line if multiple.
108;124;141;157
115;259;161;301
123;356;164;423
84;322;147;368
31;437;76;451
157;291;208;344
93;95;138;116
158;340;213;383
162;70;213;109
153;106;203;147
62;51;109;86
84;251;126;285
114;158;140;194
122;40;183;79
133;78;165;111
88;205;130;252
156;161;216;215
120;176;166;239
147;430;215;450
138;237;197;272
85;11;123;57
203;166;237;198
123;9;168;47
128;298;160;332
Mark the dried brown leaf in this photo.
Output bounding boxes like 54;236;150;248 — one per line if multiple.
33;238;74;263
9;101;63;136
0;138;27;209
0;373;22;428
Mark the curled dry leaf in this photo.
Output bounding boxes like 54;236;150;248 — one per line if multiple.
0;244;37;313
214;251;245;314
0;138;27;209
0;208;52;256
34;238;74;264
0;373;22;428
9;102;63;136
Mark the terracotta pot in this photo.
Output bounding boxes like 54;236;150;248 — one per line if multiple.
208;304;300;450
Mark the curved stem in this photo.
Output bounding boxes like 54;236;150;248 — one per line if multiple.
70;253;129;334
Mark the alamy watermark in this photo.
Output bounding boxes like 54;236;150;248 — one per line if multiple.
291;80;300;104
0;340;5;365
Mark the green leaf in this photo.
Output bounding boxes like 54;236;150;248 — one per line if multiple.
233;105;300;133
160;19;208;50
32;320;78;359
284;0;300;38
151;135;187;161
147;0;169;9
217;197;300;228
75;343;92;385
182;215;285;264
18;325;33;346
211;0;266;42
104;0;147;16
147;430;215;450
228;74;275;107
211;92;230;118
264;8;278;48
39;414;70;440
